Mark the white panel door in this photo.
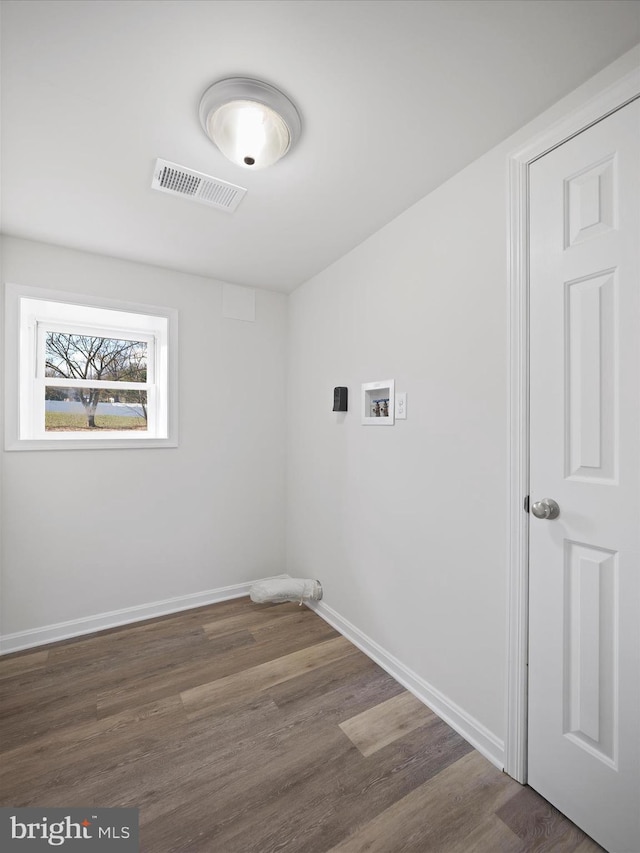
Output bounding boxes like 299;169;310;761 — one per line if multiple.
528;98;640;853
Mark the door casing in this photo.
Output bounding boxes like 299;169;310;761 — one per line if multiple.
505;66;640;784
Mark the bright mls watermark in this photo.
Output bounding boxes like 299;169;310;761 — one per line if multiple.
0;809;139;851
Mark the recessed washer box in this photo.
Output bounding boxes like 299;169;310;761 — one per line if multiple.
361;380;394;425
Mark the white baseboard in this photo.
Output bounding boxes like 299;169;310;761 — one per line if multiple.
306;599;505;771
0;577;286;655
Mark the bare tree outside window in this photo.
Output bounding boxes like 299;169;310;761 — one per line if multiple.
45;333;148;429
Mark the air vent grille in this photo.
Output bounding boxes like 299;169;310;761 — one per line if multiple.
151;159;246;213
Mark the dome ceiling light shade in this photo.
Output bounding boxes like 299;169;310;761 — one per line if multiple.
199;78;302;169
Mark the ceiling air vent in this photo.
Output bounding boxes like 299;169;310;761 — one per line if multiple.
151;159;246;213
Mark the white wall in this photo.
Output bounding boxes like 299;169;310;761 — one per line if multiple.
286;48;640;761
1;237;287;645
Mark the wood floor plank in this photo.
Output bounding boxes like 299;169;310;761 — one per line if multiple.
5;695;282;810
444;813;525;853
266;651;400;716
328;750;518;853
0;690;99;752
265;666;407;738
0;624;226;749
0;695;186;799
140;708;358;850
339;690;434;756
180;635;358;717
1;624;216;710
249;607;329;639
96;610;337;716
0;649;49;680
194;715;472;853
495;786;604;853
201;601;306;637
90;679;382;830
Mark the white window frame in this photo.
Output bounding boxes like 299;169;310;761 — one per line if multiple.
5;283;178;450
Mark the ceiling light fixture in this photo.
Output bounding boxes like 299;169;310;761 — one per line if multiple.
199;77;301;170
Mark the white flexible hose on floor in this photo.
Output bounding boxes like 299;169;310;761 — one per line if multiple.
249;578;323;605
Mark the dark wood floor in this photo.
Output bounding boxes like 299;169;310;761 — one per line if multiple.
0;597;603;852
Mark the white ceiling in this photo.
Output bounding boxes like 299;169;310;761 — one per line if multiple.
1;0;639;293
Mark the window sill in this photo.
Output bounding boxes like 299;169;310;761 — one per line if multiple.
5;436;179;452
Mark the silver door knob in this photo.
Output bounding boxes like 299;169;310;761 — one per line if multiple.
531;498;560;519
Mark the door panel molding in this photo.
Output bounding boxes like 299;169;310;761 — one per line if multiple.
563;540;618;768
506;66;639;784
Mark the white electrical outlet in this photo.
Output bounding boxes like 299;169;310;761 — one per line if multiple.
395;392;407;419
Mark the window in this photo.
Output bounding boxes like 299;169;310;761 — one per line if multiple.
5;284;178;450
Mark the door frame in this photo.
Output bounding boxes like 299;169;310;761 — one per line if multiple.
505;66;640;784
